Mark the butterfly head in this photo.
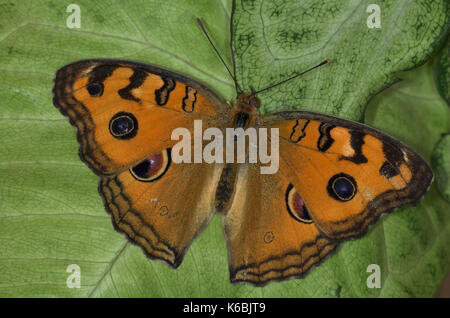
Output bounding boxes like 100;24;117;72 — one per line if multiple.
232;92;260;128
235;92;260;111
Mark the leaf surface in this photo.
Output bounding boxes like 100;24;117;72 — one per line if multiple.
0;0;448;297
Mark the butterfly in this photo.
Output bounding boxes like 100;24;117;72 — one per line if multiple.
52;21;433;286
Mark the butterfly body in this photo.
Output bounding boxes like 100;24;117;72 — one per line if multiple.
53;59;433;285
232;92;261;128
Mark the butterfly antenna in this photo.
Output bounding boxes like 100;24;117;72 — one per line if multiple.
253;59;330;95
196;18;242;93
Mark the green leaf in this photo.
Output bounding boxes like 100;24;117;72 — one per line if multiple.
232;0;448;120
365;58;449;161
364;59;450;297
433;36;450;106
432;135;450;202
0;0;234;298
0;0;449;297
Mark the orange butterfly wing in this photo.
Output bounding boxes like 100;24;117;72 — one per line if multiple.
53;59;229;175
263;111;433;240
100;149;224;267
222;110;432;285
53;59;229;267
223;163;337;285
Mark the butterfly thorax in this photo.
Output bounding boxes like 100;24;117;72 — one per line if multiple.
231;92;260;129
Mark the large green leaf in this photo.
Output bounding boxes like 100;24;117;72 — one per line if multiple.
364;59;450;297
434;36;450;105
432;37;450;203
233;0;448;120
0;0;448;297
432;134;450;202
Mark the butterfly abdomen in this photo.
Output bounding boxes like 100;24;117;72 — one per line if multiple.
215;163;239;213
